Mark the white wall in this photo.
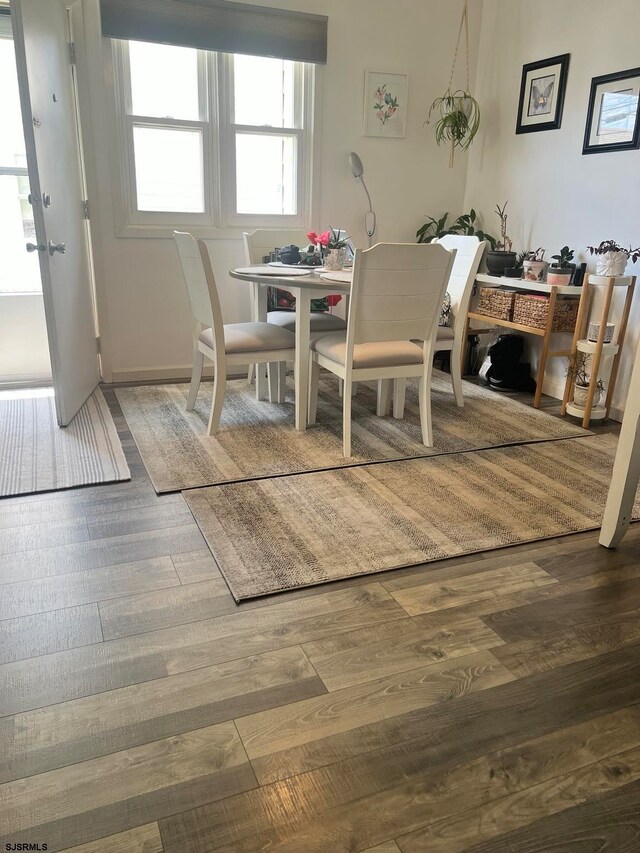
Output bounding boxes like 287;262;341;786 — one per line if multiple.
0;294;52;384
465;0;640;417
78;0;482;382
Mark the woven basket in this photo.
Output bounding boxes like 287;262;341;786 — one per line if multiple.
512;293;579;331
477;287;516;321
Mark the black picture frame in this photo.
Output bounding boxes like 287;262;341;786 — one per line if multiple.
582;67;640;154
516;54;570;134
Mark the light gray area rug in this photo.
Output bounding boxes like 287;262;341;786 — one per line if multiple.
0;388;130;497
185;434;638;601
116;371;590;493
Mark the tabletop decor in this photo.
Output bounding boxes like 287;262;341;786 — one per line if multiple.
425;0;479;166
485;202;516;276
547;246;575;286
516;53;570;134
583;67;640;154
307;228;348;271
363;70;408;138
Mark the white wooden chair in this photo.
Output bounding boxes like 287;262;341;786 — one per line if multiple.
308;242;455;457
391;234;486;416
173;231;295;435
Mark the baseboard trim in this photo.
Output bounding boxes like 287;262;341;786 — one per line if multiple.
110;364;252;384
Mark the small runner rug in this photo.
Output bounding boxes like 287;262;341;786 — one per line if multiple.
117;371;590;493
184;434;637;601
0;388;130;497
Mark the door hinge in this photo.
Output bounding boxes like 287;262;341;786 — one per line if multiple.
69;42;76;65
82;199;90;219
96;336;102;354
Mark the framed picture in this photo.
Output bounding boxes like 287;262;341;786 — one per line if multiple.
516;54;570;134
583;67;640;154
363;71;408;138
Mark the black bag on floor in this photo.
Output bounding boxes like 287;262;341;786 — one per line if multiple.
486;334;536;393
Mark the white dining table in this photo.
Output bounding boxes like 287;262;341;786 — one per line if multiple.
229;265;352;430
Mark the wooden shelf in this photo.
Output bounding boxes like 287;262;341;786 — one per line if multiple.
467;312;546;336
475;274;581;296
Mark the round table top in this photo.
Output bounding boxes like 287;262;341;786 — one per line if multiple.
230;265;352;292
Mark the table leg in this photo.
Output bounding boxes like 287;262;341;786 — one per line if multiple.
295;289;311;430
533;287;558;408
253;283;268;400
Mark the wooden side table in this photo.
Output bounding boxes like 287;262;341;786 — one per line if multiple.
561;274;636;428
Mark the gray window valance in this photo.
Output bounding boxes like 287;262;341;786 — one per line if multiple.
100;0;328;64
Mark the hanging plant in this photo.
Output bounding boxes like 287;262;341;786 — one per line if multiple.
425;0;480;167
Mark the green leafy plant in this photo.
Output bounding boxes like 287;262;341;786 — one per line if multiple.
565;350;603;393
416;208;497;249
514;251;527;268
524;247;546;262
551;246;575;269
587;240;640;264
426;90;481;167
494;202;513;253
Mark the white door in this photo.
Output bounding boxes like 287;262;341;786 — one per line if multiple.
11;0;99;425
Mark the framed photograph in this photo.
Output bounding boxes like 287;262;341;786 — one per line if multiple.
363;71;408;138
516;54;570;134
583;67;640;154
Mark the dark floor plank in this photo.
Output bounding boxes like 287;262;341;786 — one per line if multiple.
160;707;640;853
0;604;102;665
236;651;513;784
302;614;505;690
493;608;640;678
0;524;205;584
465;775;640;853
0;583;403;716
58;823;164;853
0;557;180;620
0;516;90;556
85;502;195;540
0;721;256;852
98;578;234;639
484;575;640;642
2;646;324;783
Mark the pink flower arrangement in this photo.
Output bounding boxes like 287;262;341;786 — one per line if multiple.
307;228;347;250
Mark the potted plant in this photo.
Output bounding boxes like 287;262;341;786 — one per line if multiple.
426;90;481;168
307;228;348;271
547;246;575;286
566;350;604;408
522;247;548;282
416;208;497;247
504;250;526;278
485;202;517;276
586;240;640;276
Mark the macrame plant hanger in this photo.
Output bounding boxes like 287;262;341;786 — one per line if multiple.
446;0;470;167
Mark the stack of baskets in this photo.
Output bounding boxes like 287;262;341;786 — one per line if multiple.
477;287;516;320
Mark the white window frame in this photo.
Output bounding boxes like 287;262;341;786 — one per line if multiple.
109;39;315;236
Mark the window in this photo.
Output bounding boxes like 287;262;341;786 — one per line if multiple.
0;18;41;292
112;40;314;232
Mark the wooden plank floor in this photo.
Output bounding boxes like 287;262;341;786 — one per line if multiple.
1;384;639;852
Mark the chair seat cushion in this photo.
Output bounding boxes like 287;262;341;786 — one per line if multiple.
268;310;347;333
312;332;424;369
436;325;455;342
199;323;295;354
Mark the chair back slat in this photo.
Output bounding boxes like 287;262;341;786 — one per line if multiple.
243;229;310;265
434;234;485;320
347;243;455;351
173;231;225;367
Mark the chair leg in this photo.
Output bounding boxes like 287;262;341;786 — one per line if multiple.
277;362;287;403
207;369;226;435
267;362;278;403
450;342;464;407
186;347;204;411
255;364;268;401
308;360;320;424
247;364;255;385
393;378;407;419
418;365;434;447
342;380;353;457
338;378;343;397
377;379;392;416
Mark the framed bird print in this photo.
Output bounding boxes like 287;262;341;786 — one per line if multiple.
516;54;570;134
582;67;640;154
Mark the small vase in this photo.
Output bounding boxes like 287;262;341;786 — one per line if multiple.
324;247;346;271
523;260;549;282
588;322;615;343
485;251;517;277
546;268;573;287
595;251;628;277
573;384;590;408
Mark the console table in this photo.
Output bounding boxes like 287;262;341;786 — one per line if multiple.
466;274;588;408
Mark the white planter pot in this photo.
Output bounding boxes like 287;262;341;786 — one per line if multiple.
324;247;346;271
523;260;549;282
595;251;628;276
588;322;615;343
573;383;603;408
